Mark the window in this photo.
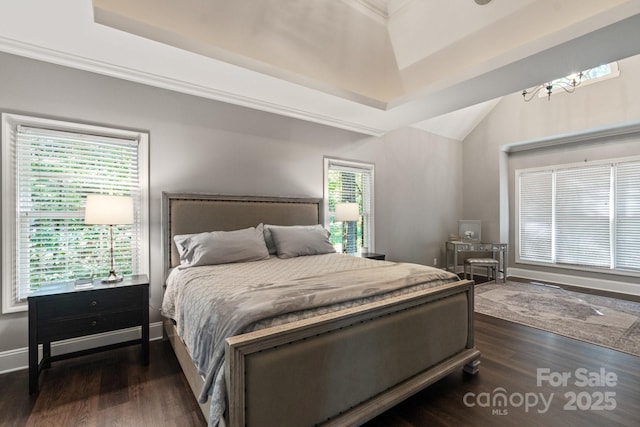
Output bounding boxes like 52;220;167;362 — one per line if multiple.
2;114;149;313
516;156;640;275
324;158;374;253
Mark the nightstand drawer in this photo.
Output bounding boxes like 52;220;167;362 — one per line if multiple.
37;309;143;342
36;287;143;319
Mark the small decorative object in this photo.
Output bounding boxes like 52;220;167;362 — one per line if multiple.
74;278;94;289
84;194;134;283
335;202;360;253
459;220;481;243
75;252;100;288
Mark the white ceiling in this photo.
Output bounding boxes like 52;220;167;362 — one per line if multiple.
1;0;640;138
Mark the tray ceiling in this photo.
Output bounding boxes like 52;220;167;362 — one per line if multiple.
2;0;640;136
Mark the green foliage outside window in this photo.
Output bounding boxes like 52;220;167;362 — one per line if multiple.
327;169;367;252
18;130;136;290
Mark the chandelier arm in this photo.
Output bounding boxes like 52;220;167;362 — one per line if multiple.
522;68;593;102
522;85;543;102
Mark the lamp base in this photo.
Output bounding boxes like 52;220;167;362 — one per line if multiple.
101;270;123;283
342;221;355;254
342;224;348;254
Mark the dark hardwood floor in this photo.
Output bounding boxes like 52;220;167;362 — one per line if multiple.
2;314;638;426
365;314;640;427
0;340;205;427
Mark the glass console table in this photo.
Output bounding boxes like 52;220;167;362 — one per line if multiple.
445;241;508;280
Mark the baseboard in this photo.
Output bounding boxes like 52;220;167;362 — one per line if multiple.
0;321;164;375
508;268;640;296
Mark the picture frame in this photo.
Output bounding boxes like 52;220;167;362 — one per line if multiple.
459;220;481;243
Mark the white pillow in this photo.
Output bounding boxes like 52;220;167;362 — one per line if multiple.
269;225;335;259
176;225;269;267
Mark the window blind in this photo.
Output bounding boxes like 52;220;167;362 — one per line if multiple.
517;156;640;275
615;160;640;271
518;170;553;262
14;125;142;300
555;164;611;268
325;160;374;252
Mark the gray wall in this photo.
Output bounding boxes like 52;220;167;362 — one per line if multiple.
0;52;462;353
463;54;640;286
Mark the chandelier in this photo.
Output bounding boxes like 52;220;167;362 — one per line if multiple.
522;71;585;102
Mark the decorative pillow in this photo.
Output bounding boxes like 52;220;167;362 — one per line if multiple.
263;224;328;255
177;224;270;267
269;225;336;259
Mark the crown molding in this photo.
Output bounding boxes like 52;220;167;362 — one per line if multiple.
341;0;414;24
0;36;386;137
342;0;389;24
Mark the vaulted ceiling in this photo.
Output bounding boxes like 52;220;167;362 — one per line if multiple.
2;0;640;137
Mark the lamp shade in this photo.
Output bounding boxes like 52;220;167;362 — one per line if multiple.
84;195;134;225
334;202;359;222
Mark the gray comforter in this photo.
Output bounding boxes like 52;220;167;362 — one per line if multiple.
161;253;458;426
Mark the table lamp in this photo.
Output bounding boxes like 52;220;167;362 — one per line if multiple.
335;202;359;253
84;194;133;283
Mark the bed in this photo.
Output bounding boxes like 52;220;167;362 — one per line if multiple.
160;192;480;427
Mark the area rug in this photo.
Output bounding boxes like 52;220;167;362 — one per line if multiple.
474;282;640;357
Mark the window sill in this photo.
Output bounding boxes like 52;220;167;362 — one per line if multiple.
2;299;27;314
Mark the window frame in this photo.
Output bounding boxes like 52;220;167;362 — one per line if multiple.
323;157;375;253
2;113;150;313
515;155;640;278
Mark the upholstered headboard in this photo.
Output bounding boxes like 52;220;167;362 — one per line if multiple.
161;192;322;270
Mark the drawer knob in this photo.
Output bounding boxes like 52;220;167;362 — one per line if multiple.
91;320;97;326
91;300;98;307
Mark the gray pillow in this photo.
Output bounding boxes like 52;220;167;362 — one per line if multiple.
269;225;336;259
263;224;328;255
177;225;269;267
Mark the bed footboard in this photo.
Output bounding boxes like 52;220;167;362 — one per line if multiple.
226;279;479;427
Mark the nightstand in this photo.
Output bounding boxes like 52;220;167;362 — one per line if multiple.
28;274;149;394
356;252;386;260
